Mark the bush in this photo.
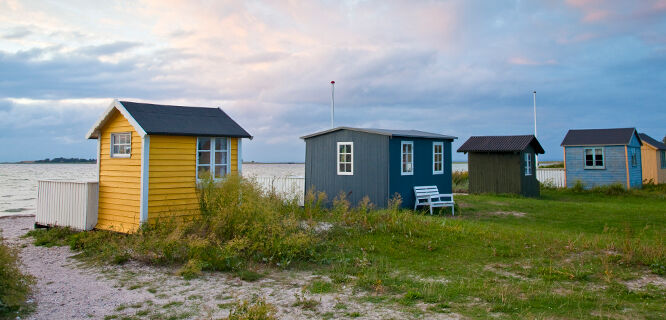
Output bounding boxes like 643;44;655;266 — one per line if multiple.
224;298;277;320
0;238;34;316
31;174;323;274
452;171;469;193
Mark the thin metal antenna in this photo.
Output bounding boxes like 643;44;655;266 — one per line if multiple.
331;81;335;128
533;90;538;167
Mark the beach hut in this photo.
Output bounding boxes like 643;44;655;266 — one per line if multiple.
457;135;544;197
561;128;642;189
638;133;666;184
301;127;456;208
86;100;252;232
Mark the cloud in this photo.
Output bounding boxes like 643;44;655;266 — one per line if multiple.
79;41;141;56
0;0;665;162
1;26;32;39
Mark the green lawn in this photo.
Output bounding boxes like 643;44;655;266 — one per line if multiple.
27;181;666;319
317;189;665;318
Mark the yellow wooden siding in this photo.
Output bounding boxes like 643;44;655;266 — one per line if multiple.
230;138;238;174
97;110;141;233
148;135;198;221
147;136;239;222
641;144;666;184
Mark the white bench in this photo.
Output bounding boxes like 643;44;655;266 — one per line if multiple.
413;186;455;215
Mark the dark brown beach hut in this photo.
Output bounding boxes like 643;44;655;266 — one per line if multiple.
457;135;545;197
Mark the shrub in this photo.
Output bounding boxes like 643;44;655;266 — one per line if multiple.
452;171;469;193
0;238;34;316
591;183;627;195
224;298;277;320
571;180;585;193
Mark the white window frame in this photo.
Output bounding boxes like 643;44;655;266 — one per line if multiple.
110;132;131;158
524;152;532;176
196;137;230;181
336;142;353;175
401;141;414;176
584;147;605;169
433;142;443;175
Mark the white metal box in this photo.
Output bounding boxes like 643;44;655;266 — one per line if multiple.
36;180;99;231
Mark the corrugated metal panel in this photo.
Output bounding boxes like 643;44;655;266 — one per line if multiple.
36;180;99;230
253;176;305;206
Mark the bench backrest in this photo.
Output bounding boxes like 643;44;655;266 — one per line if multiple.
414;186;440;198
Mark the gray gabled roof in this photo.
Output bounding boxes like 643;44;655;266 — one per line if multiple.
457;135;545;154
560;128;640;146
87;100;252;139
639;133;666;150
300;126;457;140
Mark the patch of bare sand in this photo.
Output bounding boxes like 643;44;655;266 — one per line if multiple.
1;215;461;319
623;274;666;291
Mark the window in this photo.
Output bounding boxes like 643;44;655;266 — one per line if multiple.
631;149;638;167
525;152;532;176
401;141;413;175
196;137;229;180
337;142;353;175
584;147;604;169
661;150;666;169
110;132;131;158
433;142;443;174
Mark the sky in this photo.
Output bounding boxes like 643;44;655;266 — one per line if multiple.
1;0;665;162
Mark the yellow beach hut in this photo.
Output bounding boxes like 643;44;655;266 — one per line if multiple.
638;133;666;184
86;100;252;233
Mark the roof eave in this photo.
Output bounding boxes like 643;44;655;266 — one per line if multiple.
85;99;147;139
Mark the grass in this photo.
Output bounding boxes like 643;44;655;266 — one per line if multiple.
25;176;666;319
0;235;34;319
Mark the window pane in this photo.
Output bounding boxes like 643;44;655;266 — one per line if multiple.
345;164;351;172
215;152;225;164
198;151;210;164
339;163;345;172
339;145;345;153
197;166;210;179
346;145;351;153
406;163;412;172
215;138;227;151
215;166;226;178
595;148;602;156
198;138;211;150
345;154;351;162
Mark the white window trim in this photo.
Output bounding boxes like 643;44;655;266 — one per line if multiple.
196;137;230;181
525;152;532;176
110;132;131;158
336;142;353;176
433;142;444;175
401;141;414;176
584;147;605;169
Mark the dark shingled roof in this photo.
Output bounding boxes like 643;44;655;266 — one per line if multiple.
639;133;666;150
300;127;456;140
120;101;252;138
457;135;545;154
560;128;639;146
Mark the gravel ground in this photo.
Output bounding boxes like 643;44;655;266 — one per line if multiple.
1;215;460;320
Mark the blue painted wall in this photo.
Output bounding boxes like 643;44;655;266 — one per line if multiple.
565;145;627;188
388;138;453;208
565;131;643;189
627;134;643;188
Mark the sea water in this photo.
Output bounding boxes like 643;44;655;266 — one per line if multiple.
0;162;467;217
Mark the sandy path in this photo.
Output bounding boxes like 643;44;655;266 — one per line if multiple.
1;216;459;320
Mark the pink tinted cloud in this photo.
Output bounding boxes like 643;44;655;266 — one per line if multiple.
508;57;557;66
583;10;610;22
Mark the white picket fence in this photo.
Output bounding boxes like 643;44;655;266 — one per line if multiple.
250;176;305;205
536;168;566;188
249;168;566;204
